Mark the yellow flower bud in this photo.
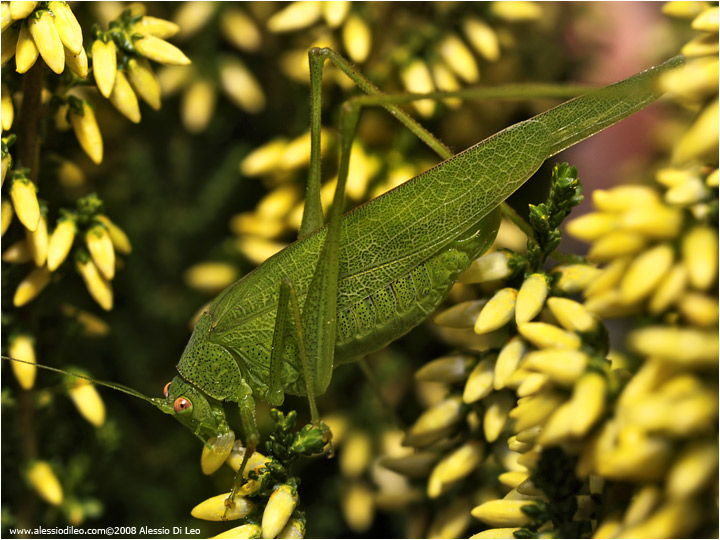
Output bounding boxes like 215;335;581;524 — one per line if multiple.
77;256;113;310
515;274;549;324
622;484;661;529
68;375;105;427
172;1;215;39
48;1;82;54
517;322;581;349
276;518;305;539
564;211;616;240
28;9;64;74
64;44;88;78
91;39;117;99
415;354;470;383
339;430;372;478
404;396;463;447
191;492;254;521
483;391;514;443
592;185;660;212
0;83;12;127
132;15;180;39
682;225;717;290
341;481;374;533
26;460;63;506
620;500;698;539
522;349;588;386
15;22;38;73
509;391;564;432
430;60;462;108
471;499;533;528
498;471;530;489
25;212;47;266
648;263;687;314
515;372;549;397
494;337;526;390
463;17;500;62
678;292;718;327
3;239;31;263
553;263;600;293
463;356;495;403
47;216;76;271
427;441;483;498
267;1;322;33
10;176;40;231
707;168;719;188
181;79;216;133
621;204;684;238
672;98;719;163
439;33;479;83
9;333;36;389
568;372;606;437
537;401;575;445
70;100;103;164
342;14;371;63
1;152;11;187
471;528;521;539
85;224;115;280
184;261;239;294
666;441;718;499
546;297;597;333
134;34;190;65
323;1;350;27
401;58;436;117
220;8;261;52
212;524;262;539
240;138;288;176
681;32;720;57
9;1;37;20
219;58;265;114
126;57;161;110
236;236;286;266
587;231;646;262
628;326;718;366
61;304;110;337
109;69;140;123
662;1;709;18
262;484;298;539
1;2;12;31
1;197;14;235
96;214;132;255
1;25;19;66
475;288;517;334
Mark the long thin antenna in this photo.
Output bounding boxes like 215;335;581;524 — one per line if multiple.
1;355;156;404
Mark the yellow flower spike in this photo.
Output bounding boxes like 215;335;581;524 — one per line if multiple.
545;297;597;333
1;2;12;30
9;0;36;20
133;34;190;66
463;355;496;403
267;1;322;33
403;396;463;447
592;185;660;212
219;58;266;114
1;197;14;235
430;61;462;109
48;1;82;54
342;14;371;64
47;216;76;271
401;58;436;117
109;70;140;123
3;239;31;263
339;430;372;478
494;336;526;390
522;349;588;386
483;391;514;443
471;528;521;539
76;255;113;311
1;25;19;66
568;372;606;437
619;244;675;305
9;333;36;390
64;45;88;78
323;1;350;28
475;288;517;334
471;499;533;528
10;176;40;231
427;441;484;498
262;484;298;539
181;79;216;133
91;39;117;99
25;212;47;266
277;517;305;539
553;263;600;294
666;441;718;499
341;481;374;533
678;292;719;326
438;33;479;83
184;261;239;294
85;224;115;280
191;492;255;521
70;100;103;164
28;9;64;74
0;83;11;129
212;523;262;540
463;17;500;62
67;375;105;427
673;98;719;163
220;8;261;52
564;211;617;242
26;460;63;506
95;214;131;255
619;500;699;539
15;22;38;73
126;57;161;110
587;230;646;262
682;225;717;290
132;15;180;39
509;391;564;432
415;354;471;384
515;274;549;325
517;322;581;350
459;251;511;284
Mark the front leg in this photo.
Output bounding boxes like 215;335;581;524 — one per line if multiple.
224;379;259;513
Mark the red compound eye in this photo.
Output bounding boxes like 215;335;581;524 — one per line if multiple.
173;397;192;414
163;382;172;398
